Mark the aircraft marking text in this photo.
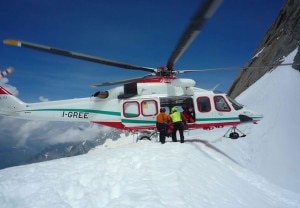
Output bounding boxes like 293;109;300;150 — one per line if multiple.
62;111;89;119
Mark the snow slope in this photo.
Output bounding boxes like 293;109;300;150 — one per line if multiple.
0;50;300;207
0;137;299;208
235;48;300;192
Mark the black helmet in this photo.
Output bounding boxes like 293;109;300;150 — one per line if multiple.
160;107;166;112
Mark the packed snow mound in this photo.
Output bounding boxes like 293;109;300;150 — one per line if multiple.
0;136;299;208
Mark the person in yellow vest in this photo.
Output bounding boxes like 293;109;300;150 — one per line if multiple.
169;106;185;143
156;107;170;144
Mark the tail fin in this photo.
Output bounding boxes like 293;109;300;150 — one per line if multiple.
0;86;12;95
0;86;25;116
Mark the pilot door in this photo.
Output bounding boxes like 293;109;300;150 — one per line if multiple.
121;98;159;129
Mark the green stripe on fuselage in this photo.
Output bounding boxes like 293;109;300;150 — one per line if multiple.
121;119;156;124
196;117;239;122
18;108;121;116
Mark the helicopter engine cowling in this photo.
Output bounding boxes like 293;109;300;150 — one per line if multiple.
171;78;195;96
171;78;196;88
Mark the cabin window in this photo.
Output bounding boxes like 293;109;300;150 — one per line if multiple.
123;101;140;117
197;97;211;112
141;100;158;116
214;96;231;112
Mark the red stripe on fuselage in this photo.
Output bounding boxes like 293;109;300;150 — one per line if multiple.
187;121;241;130
93;120;241;131
92;121;125;130
93;121;157;131
0;86;12;95
136;77;175;84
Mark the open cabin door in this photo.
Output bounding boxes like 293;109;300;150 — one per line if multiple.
121;98;159;130
159;96;195;120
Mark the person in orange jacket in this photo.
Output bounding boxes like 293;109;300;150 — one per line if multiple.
156;107;170;144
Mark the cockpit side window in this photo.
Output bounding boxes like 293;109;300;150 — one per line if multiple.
214;96;231;112
226;96;243;110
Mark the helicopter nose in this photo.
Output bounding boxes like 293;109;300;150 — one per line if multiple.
239;109;263;124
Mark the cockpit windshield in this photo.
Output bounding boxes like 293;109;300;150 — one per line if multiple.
226;96;243;110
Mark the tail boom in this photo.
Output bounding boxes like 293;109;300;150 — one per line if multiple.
0;86;96;123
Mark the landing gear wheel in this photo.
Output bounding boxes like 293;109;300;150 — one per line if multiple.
229;132;239;139
224;126;246;139
139;136;151;141
136;130;159;142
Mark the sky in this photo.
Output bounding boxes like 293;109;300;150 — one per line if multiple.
0;50;299;207
0;0;285;102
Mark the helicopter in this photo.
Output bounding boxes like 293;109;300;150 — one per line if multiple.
0;0;263;140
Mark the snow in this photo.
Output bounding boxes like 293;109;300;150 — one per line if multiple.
236;48;300;192
0;137;299;208
1;49;300;207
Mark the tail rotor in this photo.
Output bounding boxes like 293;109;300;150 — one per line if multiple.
0;66;14;78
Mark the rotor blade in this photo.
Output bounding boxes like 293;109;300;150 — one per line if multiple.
245;62;300;69
0;66;14;78
91;74;154;87
3;40;157;73
167;0;222;70
176;62;300;74
176;67;238;74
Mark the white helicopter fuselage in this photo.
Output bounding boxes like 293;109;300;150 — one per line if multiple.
0;77;263;132
1;1;263;138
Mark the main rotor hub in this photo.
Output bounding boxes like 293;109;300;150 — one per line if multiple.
156;66;174;77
